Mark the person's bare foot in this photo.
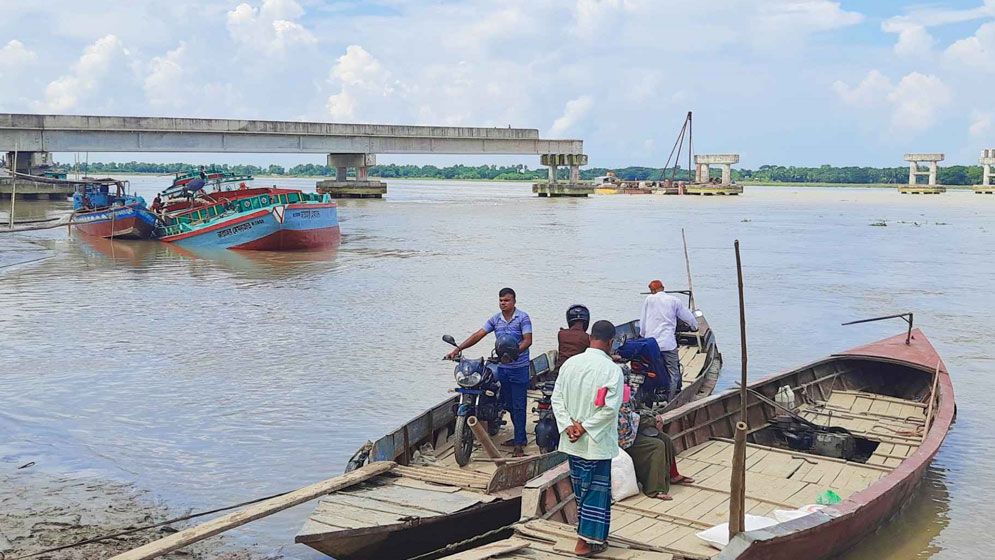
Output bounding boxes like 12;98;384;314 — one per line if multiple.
500;438;516;447
670;475;694;485
650;492;673;500
512;446;525;457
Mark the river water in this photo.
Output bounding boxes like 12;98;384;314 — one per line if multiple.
0;178;992;558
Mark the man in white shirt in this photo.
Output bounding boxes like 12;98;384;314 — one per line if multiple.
639;280;698;399
551;320;625;557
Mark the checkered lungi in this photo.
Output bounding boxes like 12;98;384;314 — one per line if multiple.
568;455;613;543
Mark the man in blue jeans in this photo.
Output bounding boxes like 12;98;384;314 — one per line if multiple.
445;287;533;457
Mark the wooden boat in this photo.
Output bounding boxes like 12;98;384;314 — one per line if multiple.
295;316;722;560
157;187;339;251
71;180;158;240
455;328;953;560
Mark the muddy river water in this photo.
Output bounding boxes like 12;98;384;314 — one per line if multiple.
1;178;992;558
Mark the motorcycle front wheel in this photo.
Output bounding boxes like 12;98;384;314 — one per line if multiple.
454;415;475;467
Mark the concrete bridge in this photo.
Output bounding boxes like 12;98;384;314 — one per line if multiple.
0;113;588;197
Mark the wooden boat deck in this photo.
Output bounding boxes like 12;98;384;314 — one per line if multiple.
298;323;722;559
473;387;927;560
446;330;953;560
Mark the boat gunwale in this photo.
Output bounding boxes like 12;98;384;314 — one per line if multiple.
720;329;955;558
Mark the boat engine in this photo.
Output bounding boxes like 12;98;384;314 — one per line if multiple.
770;416;857;461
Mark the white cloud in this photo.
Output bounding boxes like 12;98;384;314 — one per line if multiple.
144;43;186;108
326;90;357;120
226;0;316;56
0;40;37;69
970;110;993;137
36;34;129;112
325;45;398;121
945;21;995;71
549;95;594;137
754;1;863;33
892;25;936;57
833;70;951;133
832;70;892;107
887;72;952;131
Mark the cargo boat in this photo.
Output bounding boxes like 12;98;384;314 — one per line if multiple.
455;329;953;560
156;186;339;251
294;316;722;560
70;180;158;240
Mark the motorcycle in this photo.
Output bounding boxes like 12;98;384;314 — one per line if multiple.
442;335;505;467
533;380;559;453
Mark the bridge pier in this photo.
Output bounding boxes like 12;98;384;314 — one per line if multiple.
977;149;995;194
688;154;742;195
901;153;945;194
533;153;592;197
316;153;387;198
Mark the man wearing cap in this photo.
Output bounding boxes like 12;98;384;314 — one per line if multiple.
639;280;698;399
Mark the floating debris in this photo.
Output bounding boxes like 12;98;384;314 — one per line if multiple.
870;221;887;227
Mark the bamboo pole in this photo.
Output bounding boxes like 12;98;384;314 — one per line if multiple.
108;461;395;560
682;227;703;352
922;362;941;444
729;239;748;540
729;421;748;539
467;415;506;464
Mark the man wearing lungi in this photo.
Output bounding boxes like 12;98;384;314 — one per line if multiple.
551;320;625;557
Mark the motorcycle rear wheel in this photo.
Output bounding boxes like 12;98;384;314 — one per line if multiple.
454;415;474;467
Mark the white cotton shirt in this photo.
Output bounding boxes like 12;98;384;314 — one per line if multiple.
551;348;625;460
639;292;699;351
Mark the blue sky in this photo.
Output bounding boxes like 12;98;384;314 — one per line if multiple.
1;0;994;168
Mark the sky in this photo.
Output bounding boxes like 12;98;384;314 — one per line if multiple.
1;0;994;168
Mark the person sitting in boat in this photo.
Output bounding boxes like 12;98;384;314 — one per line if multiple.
640;279;698;400
445;287;533;457
555;304;591;373
150;194;163;214
625;410;694;500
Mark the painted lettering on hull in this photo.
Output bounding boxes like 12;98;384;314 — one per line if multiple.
216;218;266;239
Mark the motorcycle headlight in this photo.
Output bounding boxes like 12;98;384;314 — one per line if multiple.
455;370;482;388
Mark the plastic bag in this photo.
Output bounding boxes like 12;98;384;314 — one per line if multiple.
816;490;842;505
611;451;640;501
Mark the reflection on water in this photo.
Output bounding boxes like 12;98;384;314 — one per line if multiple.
1;178;993;558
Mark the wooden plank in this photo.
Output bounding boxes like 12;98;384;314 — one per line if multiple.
444;538;532;559
344;483;486;513
109;461;395;560
320;492;447;517
390;477;462;493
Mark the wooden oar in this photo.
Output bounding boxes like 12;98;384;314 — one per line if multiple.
108;461;395;560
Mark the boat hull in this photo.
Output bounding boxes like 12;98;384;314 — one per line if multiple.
720;331;954;560
162;203;339;251
298;497;520;560
72;206;158;240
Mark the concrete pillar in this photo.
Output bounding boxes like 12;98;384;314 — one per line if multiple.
569;165;580;182
548;164;558;184
721;164;732;186
357;166;369;180
928;162;937;186
335;166;347;181
984;164;991;186
5;151;51;174
908;163;917;185
327;153;376;181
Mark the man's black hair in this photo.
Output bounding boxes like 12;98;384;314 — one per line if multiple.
590;320;616;342
499;287;516;299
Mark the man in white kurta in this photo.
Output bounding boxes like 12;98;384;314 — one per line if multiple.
551;320;625;557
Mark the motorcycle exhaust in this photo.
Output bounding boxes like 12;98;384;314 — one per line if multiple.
466;416;506;465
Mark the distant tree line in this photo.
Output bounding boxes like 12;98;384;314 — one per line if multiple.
62;161;987;185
